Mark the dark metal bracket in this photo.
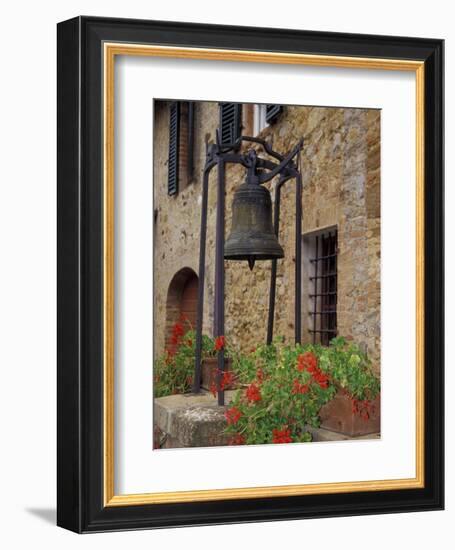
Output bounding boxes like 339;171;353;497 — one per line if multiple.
193;133;304;405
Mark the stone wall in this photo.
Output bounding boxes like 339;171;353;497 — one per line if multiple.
153;101;380;373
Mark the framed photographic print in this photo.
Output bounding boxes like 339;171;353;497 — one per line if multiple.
57;16;444;532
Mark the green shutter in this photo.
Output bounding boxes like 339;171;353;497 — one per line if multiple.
265;104;283;124
168;102;180;196
219;102;242;147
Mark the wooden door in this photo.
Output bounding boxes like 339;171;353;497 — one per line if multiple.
180;275;198;329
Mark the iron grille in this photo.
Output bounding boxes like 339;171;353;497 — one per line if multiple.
168;101;180;196
265;104;283;124
309;230;338;345
219;102;242;147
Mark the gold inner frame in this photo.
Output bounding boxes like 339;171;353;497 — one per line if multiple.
103;43;425;506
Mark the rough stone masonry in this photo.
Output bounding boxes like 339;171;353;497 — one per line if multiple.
153;101;380;374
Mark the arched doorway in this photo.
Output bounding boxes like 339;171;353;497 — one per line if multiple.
165;267;199;350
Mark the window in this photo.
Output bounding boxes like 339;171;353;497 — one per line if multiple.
254;104;267;134
308;229;338;345
253;103;283;134
167;101;195;196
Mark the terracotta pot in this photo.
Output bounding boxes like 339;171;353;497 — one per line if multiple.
319;390;380;437
201;357;233;390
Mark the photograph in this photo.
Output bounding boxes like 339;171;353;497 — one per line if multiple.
153;100;381;449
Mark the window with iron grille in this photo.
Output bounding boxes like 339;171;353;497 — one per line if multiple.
309;229;338;345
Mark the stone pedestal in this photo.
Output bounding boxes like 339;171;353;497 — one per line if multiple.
154;391;235;449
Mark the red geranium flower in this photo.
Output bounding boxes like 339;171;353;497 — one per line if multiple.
351;398;372;421
272;428;293;444
295;352;330;389
214;335;225;351
291;379;310;395
225;406;242;425
312;369;329;389
172;322;184;338
168;321;185;351
209;382;217;398
219;370;234;390
170;334;179;346
229;433;246;445
296;351;318;372
245;383;261;403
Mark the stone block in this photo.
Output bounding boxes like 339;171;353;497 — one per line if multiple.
154;391;235;448
154;392;220;433
172;406;229;447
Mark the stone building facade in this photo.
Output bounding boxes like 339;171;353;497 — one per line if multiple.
153;101;380;373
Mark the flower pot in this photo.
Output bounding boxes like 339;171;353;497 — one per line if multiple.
319;390;380;437
201;357;233;391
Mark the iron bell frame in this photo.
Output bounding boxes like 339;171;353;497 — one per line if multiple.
193;130;304;405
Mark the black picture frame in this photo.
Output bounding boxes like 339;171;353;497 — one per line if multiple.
57;16;444;533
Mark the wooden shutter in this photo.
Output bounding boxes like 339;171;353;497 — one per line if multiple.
265;104;283;124
219;102;242;147
187;101;194;179
168;101;180;196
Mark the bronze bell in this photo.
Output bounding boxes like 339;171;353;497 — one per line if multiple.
224;178;284;270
